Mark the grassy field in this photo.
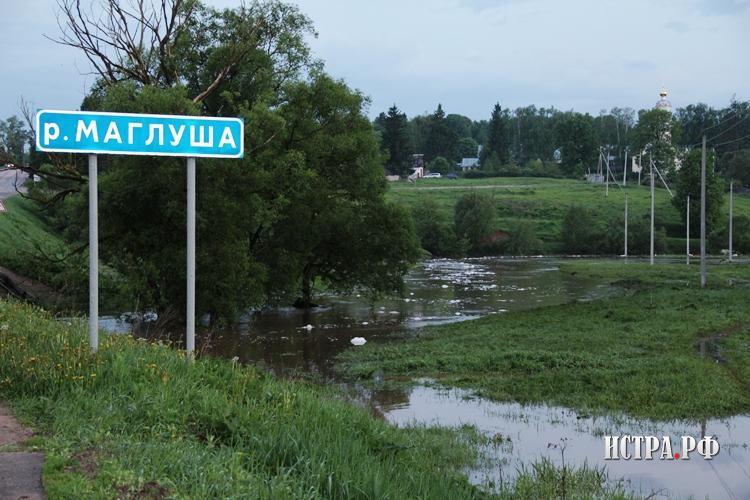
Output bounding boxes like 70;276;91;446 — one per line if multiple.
387;177;750;254
336;261;750;421
0;299;634;499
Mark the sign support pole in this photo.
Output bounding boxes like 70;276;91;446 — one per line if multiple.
686;196;690;265
624;194;628;258
729;180;733;262
186;157;196;358
650;154;655;266
88;154;99;353
700;136;707;288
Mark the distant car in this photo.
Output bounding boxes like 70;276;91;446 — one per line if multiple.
423;172;442;179
447;173;458;180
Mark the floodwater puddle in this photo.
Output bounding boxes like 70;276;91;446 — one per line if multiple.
366;384;750;499
206;258;616;375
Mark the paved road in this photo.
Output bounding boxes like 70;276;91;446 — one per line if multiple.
0;168;28;200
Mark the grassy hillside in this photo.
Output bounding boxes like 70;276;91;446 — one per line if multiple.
387;177;750;254
0;197;69;281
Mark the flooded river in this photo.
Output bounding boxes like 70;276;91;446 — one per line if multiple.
207;258;613;375
371;384;750;499
100;257;749;498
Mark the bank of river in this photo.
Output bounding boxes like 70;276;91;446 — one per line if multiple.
99;257;750;499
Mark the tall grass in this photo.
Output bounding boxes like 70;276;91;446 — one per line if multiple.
0;299;489;498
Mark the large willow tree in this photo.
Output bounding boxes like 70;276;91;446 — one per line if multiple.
30;0;418;321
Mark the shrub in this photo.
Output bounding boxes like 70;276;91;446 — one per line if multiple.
504;220;543;256
454;191;496;255
561;206;601;254
411;200;464;257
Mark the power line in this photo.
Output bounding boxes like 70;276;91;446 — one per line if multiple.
700;108;741;134
706;115;750;143
711;133;750;149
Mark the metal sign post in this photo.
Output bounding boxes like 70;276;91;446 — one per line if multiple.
623;194;628;258
36;110;244;357
89;154;99;352
686;196;690;266
186;157;196;356
729;180;733;262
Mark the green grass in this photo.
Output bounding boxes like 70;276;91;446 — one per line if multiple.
0;197;69;280
0;299;634;499
336;261;750;421
387;177;750;253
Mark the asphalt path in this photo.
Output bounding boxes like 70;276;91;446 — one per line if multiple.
0;168;28;202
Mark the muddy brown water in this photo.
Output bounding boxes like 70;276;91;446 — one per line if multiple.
98;257;750;498
205;258;615;376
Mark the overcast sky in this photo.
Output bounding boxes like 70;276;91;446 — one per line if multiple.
2;0;749;122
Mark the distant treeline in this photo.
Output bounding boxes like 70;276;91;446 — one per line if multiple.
373;100;750;186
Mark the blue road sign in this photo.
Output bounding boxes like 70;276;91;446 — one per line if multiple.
36;110;244;158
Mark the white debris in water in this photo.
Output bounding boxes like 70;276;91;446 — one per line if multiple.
441;284;449;288
350;337;367;346
300;324;314;331
404;298;411;303
390;311;399;314
454;312;462;316
409;292;415;296
361;321;369;326
143;311;158;322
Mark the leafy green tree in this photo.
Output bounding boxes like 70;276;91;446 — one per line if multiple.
483;103;510;165
55;1;420;321
672;149;724;235
445;114;473;140
454;191;495;255
510;105;558;164
412;199;463;257
561;205;600;254
0;116;30;166
555;113;597;176
265;74;421;307
455;137;479;160
720;149;750;187
504;220;542;255
632;109;681;177
424;104;458;162
675;103;719;147
428;156;453;174
380;105;411;176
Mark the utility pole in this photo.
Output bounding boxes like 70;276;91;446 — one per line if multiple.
729;179;734;262
624;194;628;257
700;136;707;288
622;148;628;186
686;195;690;265
650;153;655;266
605;149;609;197
637;155;642;186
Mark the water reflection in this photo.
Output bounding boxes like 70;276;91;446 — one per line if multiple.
375;385;750;499
208;258;615;375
